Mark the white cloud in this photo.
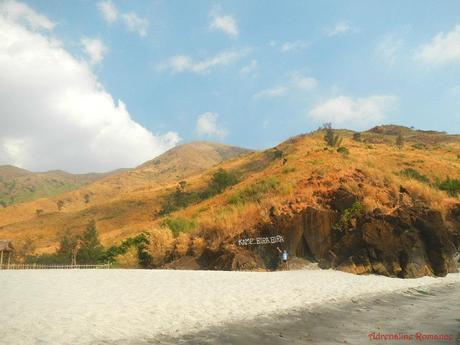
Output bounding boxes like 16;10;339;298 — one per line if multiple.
309;95;397;126
209;13;238;38
0;3;179;173
415;24;460;65
0;0;54;29
196;112;227;138
254;86;287;99
280;40;309;52
81;37;108;65
97;1;148;37
239;59;258;75
97;0;118;24
254;72;316;99
122;12;148;37
327;21;350;36
376;34;404;65
291;72;317;90
161;50;245;74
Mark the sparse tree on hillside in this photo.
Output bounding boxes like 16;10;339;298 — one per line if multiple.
396;134;404;149
84;194;91;204
323;123;342;147
57;200;64;211
35;209;44;217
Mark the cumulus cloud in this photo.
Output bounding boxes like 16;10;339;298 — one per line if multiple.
0;0;54;29
209;12;238;38
97;1;148;37
327;21;350;36
160;50;245;74
415;24;460;65
97;0;118;24
196;113;227;139
309;95;397;126
253;86;287;99
81;37;108;65
0;2;179;173
280;40;309;52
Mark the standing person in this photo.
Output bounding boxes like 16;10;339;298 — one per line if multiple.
277;247;289;270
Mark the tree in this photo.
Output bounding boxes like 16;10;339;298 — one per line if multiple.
396;134;404;149
84;194;91;204
56;230;79;263
323;123;342;147
77;220;104;264
36;209;44;217
57;200;64;211
209;168;238;194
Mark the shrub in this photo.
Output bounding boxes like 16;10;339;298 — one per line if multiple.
337;146;349;156
205;168;238;196
161;217;197;237
333;201;363;233
436;177;460;197
399;168;430;184
158;169;238;215
323;123;342;147
228;177;279;205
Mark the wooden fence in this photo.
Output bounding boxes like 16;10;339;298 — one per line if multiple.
0;263;111;270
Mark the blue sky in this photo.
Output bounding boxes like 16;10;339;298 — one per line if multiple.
1;0;460;172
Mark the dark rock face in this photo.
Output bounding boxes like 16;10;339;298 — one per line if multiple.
163;187;460;278
267;203;459;278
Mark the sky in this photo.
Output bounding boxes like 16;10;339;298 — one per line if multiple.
0;0;460;173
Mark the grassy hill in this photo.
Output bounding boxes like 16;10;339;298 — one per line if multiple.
0;165;119;207
0;141;251;251
0;127;459;277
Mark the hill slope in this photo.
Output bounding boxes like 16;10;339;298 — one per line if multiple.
0;165;119;207
0;127;459;277
0;141;252;250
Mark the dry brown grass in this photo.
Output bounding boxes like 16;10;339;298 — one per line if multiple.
1;130;458;254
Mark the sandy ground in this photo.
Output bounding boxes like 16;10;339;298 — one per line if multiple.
154;283;460;345
0;269;458;344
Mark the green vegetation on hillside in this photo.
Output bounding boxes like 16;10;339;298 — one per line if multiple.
158;168;239;215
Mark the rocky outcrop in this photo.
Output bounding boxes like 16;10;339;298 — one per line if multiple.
162;185;460;278
262;198;459;278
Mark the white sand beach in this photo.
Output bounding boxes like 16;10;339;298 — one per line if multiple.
0;269;459;344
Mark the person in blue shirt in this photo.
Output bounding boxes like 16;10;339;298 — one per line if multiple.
277;247;289;270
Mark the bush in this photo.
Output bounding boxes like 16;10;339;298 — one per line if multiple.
333;201;363;233
337;146;349;156
436;177;460;197
323;123;342;147
228;177;279;205
399;168;430;184
158;169;238;215
161;217;197;237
